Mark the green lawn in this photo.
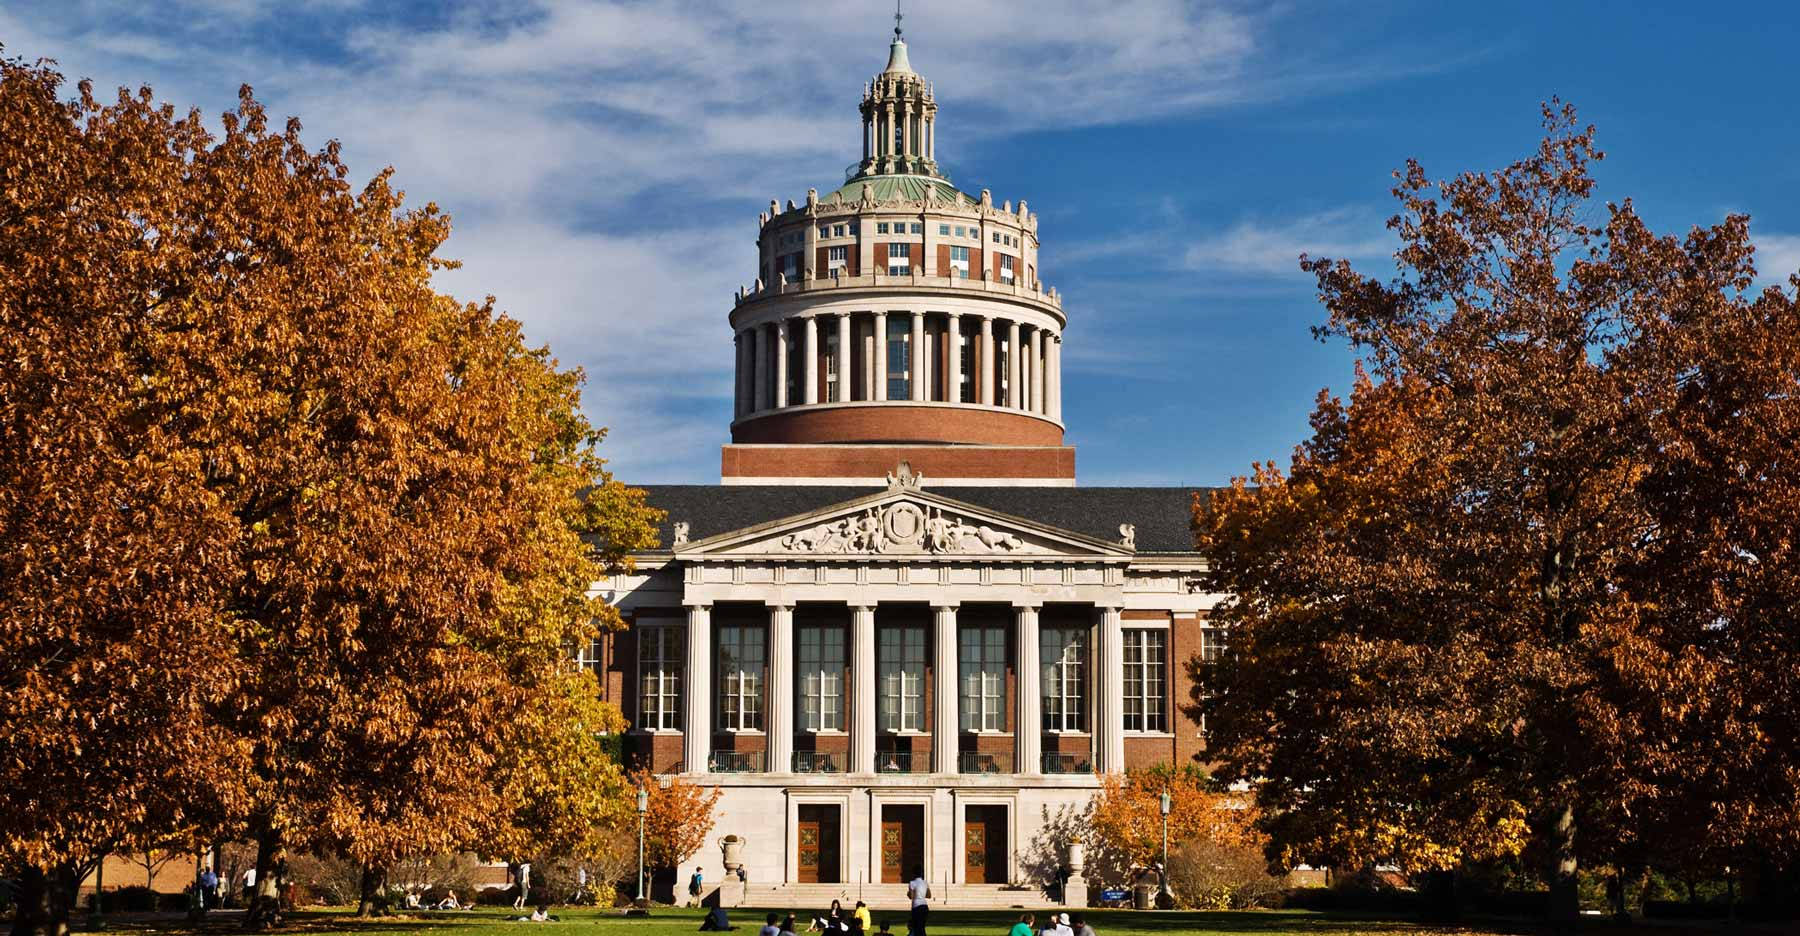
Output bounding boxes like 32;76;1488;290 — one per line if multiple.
88;906;1793;936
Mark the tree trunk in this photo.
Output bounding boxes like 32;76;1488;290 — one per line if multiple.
1547;800;1580;929
242;821;283;930
356;863;386;917
11;863;83;936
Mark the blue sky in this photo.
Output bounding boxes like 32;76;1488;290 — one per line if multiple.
7;1;1798;486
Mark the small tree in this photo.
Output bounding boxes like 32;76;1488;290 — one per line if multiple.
1087;766;1260;889
630;770;721;883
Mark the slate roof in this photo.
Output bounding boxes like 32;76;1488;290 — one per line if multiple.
636;485;1212;555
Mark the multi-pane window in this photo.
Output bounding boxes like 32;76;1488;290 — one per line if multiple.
887;242;912;276
718;625;764;732
824;330;840;402
886;316;911;401
833;224;846;237
878;626;926;732
827;245;848;275
939;224;950;235
950;246;970;278
877;222;890;234
960;626;1006;732
1200;625;1229;663
779;252;799;281
1122;629;1166;732
818;224;830;238
573;637;603;672
956;324;972;402
1040;627;1086;733
999;254;1016;284
910;223;923;234
798;626;844;732
637;627;683;731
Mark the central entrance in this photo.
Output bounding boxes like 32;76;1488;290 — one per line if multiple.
963;805;1008;884
879;804;925;883
797;804;842;883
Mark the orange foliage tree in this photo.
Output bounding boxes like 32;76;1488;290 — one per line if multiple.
630;769;722;879
0;53;660;933
1189;102;1800;924
1087;767;1259;872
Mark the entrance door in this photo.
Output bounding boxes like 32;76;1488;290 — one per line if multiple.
880;804;924;884
797;805;841;884
963;805;1008;884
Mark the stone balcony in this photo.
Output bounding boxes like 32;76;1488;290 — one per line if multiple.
734;268;1062;315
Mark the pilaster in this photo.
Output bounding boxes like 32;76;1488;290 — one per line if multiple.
767;603;795;773
851;605;877;774
684;604;712;773
933;603;959;774
1015;603;1042;775
1095;605;1125;773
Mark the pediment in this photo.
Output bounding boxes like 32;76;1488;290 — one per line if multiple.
677;488;1132;561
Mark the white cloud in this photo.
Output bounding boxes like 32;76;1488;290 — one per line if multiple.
1183;207;1391;276
1756;233;1800;287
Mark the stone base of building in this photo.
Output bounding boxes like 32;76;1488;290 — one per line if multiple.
720;444;1076;485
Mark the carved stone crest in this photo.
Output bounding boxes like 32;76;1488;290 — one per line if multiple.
779;500;1028;555
1118;523;1136;549
672;521;690;547
885;460;924;491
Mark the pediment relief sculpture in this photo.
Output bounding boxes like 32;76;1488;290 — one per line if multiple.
777;500;1035;555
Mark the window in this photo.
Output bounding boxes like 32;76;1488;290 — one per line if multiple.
1122;630;1166;732
887;242;912;276
886;315;911;401
849;220;859;235
954;226;966;237
573;637;603;672
824;329;841;402
834;224;846;237
877;222;890;234
960;626;1006;732
1200;625;1229;663
956;323;971;402
827;245;848;275
779;252;799;281
1041;627;1086;733
999;253;1016;284
818;224;830;238
637;627;682;731
910;223;923;234
992;232;1001;243
939;224;950;236
718;625;764;732
878;625;925;732
798;626;844;732
949;245;969;279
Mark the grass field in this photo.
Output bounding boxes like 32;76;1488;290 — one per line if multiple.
84;905;1795;936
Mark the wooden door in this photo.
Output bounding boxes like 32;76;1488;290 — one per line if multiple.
880;805;923;883
964;805;1007;884
797;805;840;884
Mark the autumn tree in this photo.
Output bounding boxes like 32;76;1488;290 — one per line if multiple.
1088;766;1259;873
0;53;661;932
630;769;722;888
1189;102;1800;926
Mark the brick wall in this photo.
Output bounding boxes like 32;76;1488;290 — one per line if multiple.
731;405;1064;445
721;443;1075;482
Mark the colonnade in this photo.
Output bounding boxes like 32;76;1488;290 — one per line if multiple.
733;311;1063;421
680;601;1125;776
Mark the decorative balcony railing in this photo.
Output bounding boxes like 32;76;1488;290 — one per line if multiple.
710;751;764;773
875;750;926;774
792;751;841;774
735;269;1060;310
1041;753;1094;775
959;751;1006;775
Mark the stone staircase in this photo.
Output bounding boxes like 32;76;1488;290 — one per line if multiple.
718;881;1049;912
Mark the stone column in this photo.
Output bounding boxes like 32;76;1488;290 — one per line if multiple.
1015;604;1042;775
945;312;963;404
775;319;790;408
1031;326;1046;414
852;605;877;774
979;317;995;406
911;312;927;402
733;331;746;419
873;311;889;402
933;604;959;774
684;604;712;774
803;316;819;405
1049;335;1062;420
768;604;795;773
751;324;768;414
835;313;853;403
1095;606;1125;774
1007;320;1022;409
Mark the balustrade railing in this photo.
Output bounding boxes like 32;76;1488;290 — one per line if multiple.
709;751;764;773
1041;752;1094;775
875;750;926;774
959;751;1005;775
791;751;841;774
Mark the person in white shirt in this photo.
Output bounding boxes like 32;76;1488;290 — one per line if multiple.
906;866;930;936
1045;913;1074;936
512;862;532;910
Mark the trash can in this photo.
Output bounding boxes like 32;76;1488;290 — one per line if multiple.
1132;885;1153;909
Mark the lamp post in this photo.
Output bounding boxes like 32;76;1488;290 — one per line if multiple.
1159;790;1172;903
636;787;649;904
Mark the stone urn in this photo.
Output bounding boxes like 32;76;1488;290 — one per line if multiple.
720;835;746;873
1066;840;1086;878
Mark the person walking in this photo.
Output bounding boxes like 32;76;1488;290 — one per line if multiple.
512;861;532;910
688;867;704;908
906;865;930;936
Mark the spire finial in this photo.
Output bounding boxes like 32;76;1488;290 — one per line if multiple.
894;0;903;39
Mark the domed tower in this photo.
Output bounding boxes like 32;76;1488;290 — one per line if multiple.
723;24;1072;486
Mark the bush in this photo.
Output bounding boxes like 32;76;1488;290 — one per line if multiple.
1165;838;1288;909
109;886;164;912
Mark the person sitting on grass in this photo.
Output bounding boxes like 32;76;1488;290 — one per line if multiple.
755;912;780;936
779;914;798;936
699;906;735;932
1009;912;1035;936
1069;915;1094;936
523;905;556;923
434;891;462;910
